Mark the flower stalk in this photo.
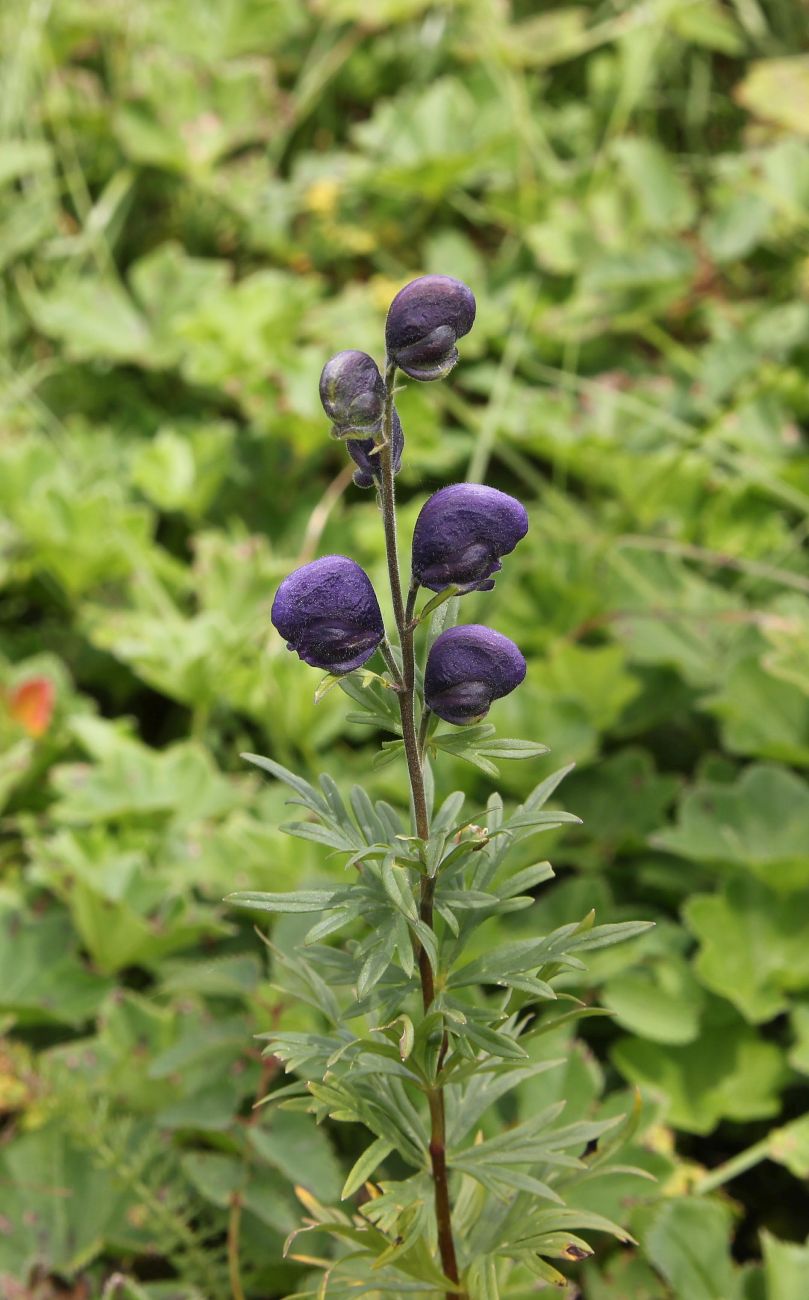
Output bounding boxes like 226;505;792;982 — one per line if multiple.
378;360;461;1298
248;272;651;1297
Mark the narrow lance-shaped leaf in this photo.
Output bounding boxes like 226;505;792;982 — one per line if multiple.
341;1137;395;1201
226;890;339;914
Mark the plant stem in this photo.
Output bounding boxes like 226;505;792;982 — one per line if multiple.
693;1136;771;1195
379;362;407;636
378;361;462;1300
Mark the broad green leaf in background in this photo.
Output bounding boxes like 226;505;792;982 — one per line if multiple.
0;908;113;1027
762;1230;809;1300
0;1125;129;1279
704;655;809;768
51;724;240;825
604;951;705;1045
613;138;696;233
181;1151;299;1235
612;1014;786;1133
247;1114;343;1201
564;749;680;862
637;1197;737;1300
684;878;809;1023
736;57;809;136
650;765;809;891
21;274;153;364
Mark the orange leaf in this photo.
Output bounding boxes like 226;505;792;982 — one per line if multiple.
8;677;56;737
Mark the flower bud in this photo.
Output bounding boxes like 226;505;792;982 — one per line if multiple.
385;275;476;381
271;555;385;674
319;350;386;438
425;625;526;726
412;483;528;592
346;409;405;489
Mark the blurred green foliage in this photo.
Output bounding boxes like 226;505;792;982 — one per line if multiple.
1;0;808;1296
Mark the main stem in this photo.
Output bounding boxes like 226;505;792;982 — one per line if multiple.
378;361;461;1300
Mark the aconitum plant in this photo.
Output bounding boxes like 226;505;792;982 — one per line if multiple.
230;275;650;1299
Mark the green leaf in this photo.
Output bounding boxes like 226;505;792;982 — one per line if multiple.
519;1252;569;1287
341;1136;395;1200
248;1114;343;1201
670;0;745;55
55;729;238;825
684;877;809;1023
704;656;809;767
459;1020;530;1061
765;1114;809;1180
703;193;771;263
226;889;339;914
762;1229;809;1300
466;1255;500;1300
181;1151;297;1234
637;1197;736;1300
417;585;462;620
581;1254;670;1299
614;138;696;233
566;920;655;953
22;273;153;364
0;1124;128;1278
564;749;680;858
613;1017;787;1134
736;57;809;137
0;140;53;187
604;955;704;1044
241;752;329;816
357;941;393;998
475;738;551;760
381;858;419;922
0;908;112;1027
651;764;809;890
397;1014;415;1061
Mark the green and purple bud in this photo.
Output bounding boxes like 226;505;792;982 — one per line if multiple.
271;555;384;674
412;483;528;593
319;350;386;438
385;275;476;381
319;349;405;488
425;625;526;725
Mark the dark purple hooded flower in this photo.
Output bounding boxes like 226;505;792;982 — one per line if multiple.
271;555;384;674
412;483;529;593
385;275;476;381
346;409;405;489
425;625;526;726
319;350;386;438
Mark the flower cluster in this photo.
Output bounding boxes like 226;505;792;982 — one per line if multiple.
271;274;528;726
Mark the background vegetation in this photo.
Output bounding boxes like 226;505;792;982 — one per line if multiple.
1;0;808;1296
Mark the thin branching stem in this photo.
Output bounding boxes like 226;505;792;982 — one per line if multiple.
378;360;462;1300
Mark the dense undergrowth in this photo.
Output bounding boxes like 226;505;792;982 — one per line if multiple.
1;1;808;1297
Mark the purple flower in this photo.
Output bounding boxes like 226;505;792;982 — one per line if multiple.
425;625;526;725
385;275;476;381
412;483;528;592
346;409;405;489
319;351;386;437
271;556;384;674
